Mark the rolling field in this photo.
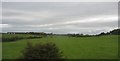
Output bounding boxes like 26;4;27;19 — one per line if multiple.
0;34;2;60
2;35;118;59
0;42;2;60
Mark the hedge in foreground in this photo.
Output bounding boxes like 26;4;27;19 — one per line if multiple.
20;42;64;60
2;34;42;42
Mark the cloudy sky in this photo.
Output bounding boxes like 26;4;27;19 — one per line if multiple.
2;2;118;34
1;0;119;2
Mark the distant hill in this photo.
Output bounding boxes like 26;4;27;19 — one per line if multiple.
98;29;120;35
109;29;120;35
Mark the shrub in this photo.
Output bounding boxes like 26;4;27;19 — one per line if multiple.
20;42;64;60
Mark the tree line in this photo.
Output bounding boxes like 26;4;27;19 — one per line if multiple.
67;29;120;37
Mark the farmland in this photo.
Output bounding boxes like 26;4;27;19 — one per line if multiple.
2;34;118;59
0;42;1;60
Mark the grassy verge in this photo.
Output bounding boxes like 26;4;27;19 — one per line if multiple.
2;35;118;59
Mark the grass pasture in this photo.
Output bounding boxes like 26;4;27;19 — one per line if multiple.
2;35;118;59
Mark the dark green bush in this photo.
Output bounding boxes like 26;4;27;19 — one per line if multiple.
20;42;64;60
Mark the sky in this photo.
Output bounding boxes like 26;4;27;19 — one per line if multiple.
1;0;119;2
1;2;118;34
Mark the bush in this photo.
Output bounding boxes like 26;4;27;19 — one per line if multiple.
20;42;64;60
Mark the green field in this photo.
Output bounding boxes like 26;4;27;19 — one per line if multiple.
0;34;2;60
2;35;118;59
0;42;2;60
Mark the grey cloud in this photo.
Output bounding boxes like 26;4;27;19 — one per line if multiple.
3;2;117;18
3;11;23;16
2;2;118;34
2;0;119;2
